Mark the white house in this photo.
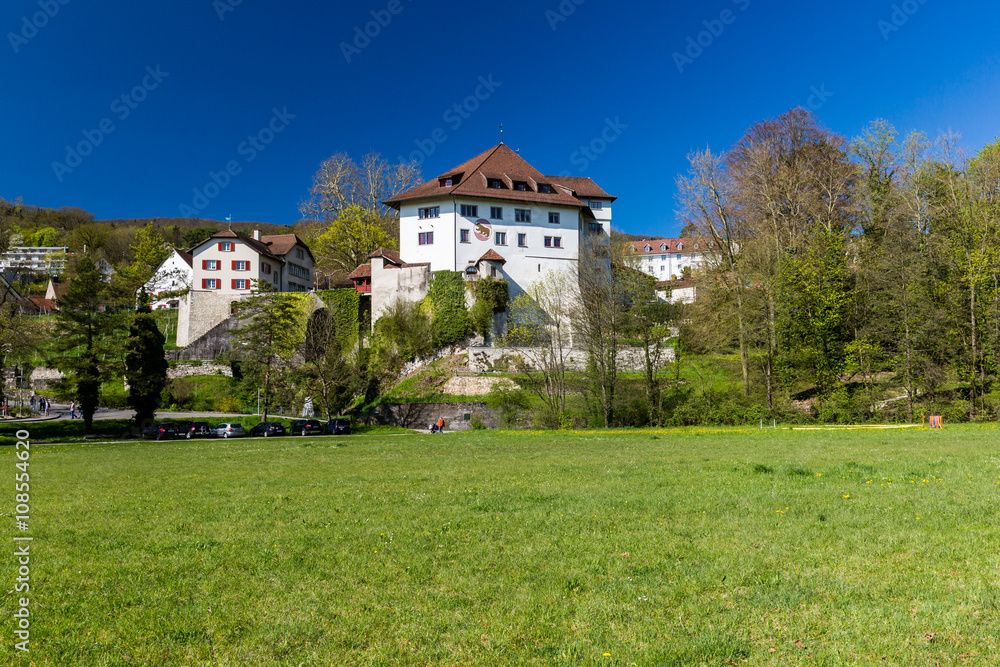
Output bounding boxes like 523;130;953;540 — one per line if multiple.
176;229;315;348
374;143;614;305
145;249;193;309
0;246;68;275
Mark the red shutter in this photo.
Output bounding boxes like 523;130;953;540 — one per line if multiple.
218;242;224;251
201;279;207;289
202;260;208;269
231;260;237;270
232;279;238;289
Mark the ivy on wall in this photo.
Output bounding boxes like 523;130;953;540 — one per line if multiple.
424;271;472;347
469;277;509;337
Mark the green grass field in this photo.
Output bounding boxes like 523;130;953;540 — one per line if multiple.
3;425;1000;665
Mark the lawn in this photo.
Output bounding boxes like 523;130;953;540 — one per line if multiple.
3;425;1000;665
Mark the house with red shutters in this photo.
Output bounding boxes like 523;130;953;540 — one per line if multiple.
175;229;314;349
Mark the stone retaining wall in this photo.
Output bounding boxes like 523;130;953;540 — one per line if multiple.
366;401;500;431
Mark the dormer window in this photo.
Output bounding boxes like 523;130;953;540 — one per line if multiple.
660;243;667;251
644;245;651;252
677;242;684;250
538;184;552;194
513;181;529;192
488;179;503;189
440;178;453;187
694;243;699;249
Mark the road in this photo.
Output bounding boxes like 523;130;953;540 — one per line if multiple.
8;404;261;423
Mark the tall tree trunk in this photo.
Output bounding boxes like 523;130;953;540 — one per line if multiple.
901;281;915;423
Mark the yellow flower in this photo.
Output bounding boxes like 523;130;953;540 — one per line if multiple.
842;494;850;499
603;653;611;657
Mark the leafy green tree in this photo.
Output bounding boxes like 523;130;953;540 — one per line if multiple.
52;257;115;431
112;223;171;303
125;294;168;427
312;205;397;281
302;305;361;419
229;289;307;422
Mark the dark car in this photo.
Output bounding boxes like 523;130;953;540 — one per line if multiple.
176;421;213;439
324;418;351;435
249;421;287;437
141;422;178;440
290;419;323;436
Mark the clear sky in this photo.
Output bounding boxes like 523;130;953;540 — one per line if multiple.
3;0;998;237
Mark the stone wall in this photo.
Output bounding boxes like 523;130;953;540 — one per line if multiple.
441;376;516;397
371;257;431;325
366;401;500;431
468;346;675;373
177;291;243;348
167;363;232;379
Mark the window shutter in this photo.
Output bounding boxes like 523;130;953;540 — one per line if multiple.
202;279;207;289
202;260;208;270
218;242;224;251
232;260;238;270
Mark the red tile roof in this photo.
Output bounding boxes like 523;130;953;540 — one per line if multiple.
177;250;193;267
347;263;371;280
198;229;283;261
478;249;506;264
261;233;314;261
627;238;709;256
28;296;57;311
548;176;616;201
384;144;606;214
366;247;429;269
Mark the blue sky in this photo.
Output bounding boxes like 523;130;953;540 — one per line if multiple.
3;0;998;237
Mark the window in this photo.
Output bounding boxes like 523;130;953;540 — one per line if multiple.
232;260;249;271
441;178;453;187
488;179;502;189
490;206;503;220
590;201;603;210
495;232;507;245
587;222;603;234
661;266;665;272
514;209;531;223
661;244;667;251
418;232;434;245
232;279;248;290
538;184;552;194
544;236;563;248
296;249;304;259
202;259;219;271
419;207;440;219
644;245;651;252
218;242;234;252
661;255;666;261
517;233;527;247
460;205;478;217
460;229;470;243
676;254;682;260
202;278;219;290
548;212;560;224
262;263;272;275
514;182;527;191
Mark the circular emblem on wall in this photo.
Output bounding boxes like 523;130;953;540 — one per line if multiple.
474;219;492;241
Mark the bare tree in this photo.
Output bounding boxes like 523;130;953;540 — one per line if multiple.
300;151;422;221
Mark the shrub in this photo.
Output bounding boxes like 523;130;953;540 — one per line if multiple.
425;271;471;347
469;414;486;430
486;381;530;427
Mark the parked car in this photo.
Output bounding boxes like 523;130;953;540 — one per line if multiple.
289;419;323;436
212;422;246;438
141;422;178;440
249;422;286;437
176;421;213;439
324;418;351;435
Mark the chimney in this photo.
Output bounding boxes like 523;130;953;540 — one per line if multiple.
252;230;262;241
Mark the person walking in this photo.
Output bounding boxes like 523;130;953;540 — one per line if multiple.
69;401;76;419
437;417;445;433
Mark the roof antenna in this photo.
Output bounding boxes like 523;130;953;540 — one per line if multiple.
499;123;504;144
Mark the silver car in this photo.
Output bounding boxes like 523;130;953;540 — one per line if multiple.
212;422;246;438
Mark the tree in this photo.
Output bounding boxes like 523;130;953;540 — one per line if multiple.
302;297;362;420
502;270;577;425
229;288;308;422
111;223;172;304
300;151;422;220
125;294;168;427
52;257;115;431
311;205;397;281
574;237;631;427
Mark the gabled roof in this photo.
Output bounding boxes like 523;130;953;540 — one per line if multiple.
366;247;429;269
193;229;283;261
28;296;57;312
177;250;193;267
477;249;506;264
261;234;314;262
347;263;371;280
548;175;617;202
628;238;709;256
384;144;603;210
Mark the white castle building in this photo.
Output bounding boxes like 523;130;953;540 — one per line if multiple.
351;143;615;322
